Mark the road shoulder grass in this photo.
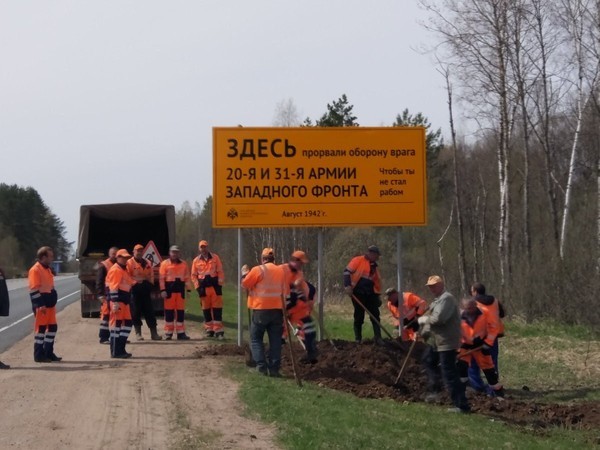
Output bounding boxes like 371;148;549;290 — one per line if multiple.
185;287;600;449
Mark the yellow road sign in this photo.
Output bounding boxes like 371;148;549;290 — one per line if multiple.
213;127;427;228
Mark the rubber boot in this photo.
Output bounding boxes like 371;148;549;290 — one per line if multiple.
134;325;144;341
353;324;362;344
34;343;51;363
114;337;132;359
150;326;162;341
44;341;62;362
110;335;118;358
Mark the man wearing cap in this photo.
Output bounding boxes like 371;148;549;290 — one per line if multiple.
191;240;225;339
418;275;470;413
282;251;318;363
384;288;428;341
127;244;161;341
343;245;383;344
241;248;287;377
159;245;191;340
106;249;137;358
96;246;118;344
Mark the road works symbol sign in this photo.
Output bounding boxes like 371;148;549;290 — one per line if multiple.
142;241;162;267
213;127;427;228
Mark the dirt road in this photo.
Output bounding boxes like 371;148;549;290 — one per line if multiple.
0;303;277;450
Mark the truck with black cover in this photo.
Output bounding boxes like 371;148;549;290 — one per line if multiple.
77;203;175;317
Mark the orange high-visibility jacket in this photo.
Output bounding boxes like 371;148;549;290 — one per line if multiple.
460;307;490;346
28;261;56;307
280;263;309;300
106;263;137;304
474;295;505;342
96;258;114;298
242;262;287;310
387;293;427;326
344;255;381;294
191;253;224;289
126;257;154;284
159;259;190;291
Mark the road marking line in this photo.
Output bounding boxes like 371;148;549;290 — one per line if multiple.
0;291;79;334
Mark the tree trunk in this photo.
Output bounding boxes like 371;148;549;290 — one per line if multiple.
560;0;588;260
444;68;469;295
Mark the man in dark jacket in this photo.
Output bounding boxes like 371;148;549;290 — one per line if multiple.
0;266;10;369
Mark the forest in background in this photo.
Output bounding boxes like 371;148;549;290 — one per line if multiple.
178;0;600;329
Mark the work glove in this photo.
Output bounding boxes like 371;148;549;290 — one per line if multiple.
417;316;429;326
481;343;492;355
160;290;168;299
111;302;120;312
215;284;223;296
460;343;473;350
472;337;484;348
241;264;249;277
344;285;353;296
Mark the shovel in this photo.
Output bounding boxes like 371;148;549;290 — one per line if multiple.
287;319;307;351
393;338;418;385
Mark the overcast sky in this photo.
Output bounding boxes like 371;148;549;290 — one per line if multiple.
0;1;449;245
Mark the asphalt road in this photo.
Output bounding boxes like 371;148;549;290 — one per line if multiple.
0;275;81;354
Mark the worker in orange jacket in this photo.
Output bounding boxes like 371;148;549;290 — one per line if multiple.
159;245;191;340
343;245;383;344
106;249;137;358
282;251;318;363
28;246;61;363
468;282;505;393
280;250;308;342
96;246;118;344
241;248;287;377
384;288;428;341
457;298;504;397
127;244;161;341
191;240;225;339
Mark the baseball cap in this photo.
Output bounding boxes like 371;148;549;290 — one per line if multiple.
291;250;309;263
169;245;181;252
198;240;208;248
116;249;132;258
367;245;380;254
261;247;274;258
133;244;144;251
426;275;444;286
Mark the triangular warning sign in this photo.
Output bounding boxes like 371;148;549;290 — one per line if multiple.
142;240;163;267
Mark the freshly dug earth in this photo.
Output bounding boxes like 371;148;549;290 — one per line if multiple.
0;303;277;450
199;339;600;430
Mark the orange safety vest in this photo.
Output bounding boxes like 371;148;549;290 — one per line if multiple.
460;308;490;346
127;257;154;284
159;259;190;290
28;261;56;306
280;263;309;299
242;262;286;310
345;255;381;294
106;263;137;303
191;253;224;288
474;295;505;341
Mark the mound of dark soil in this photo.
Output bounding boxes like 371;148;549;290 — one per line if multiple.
197;339;600;430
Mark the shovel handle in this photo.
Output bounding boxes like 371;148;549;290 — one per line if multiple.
351;294;393;339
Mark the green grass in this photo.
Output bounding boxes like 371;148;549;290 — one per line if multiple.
185;287;600;449
229;364;596;450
